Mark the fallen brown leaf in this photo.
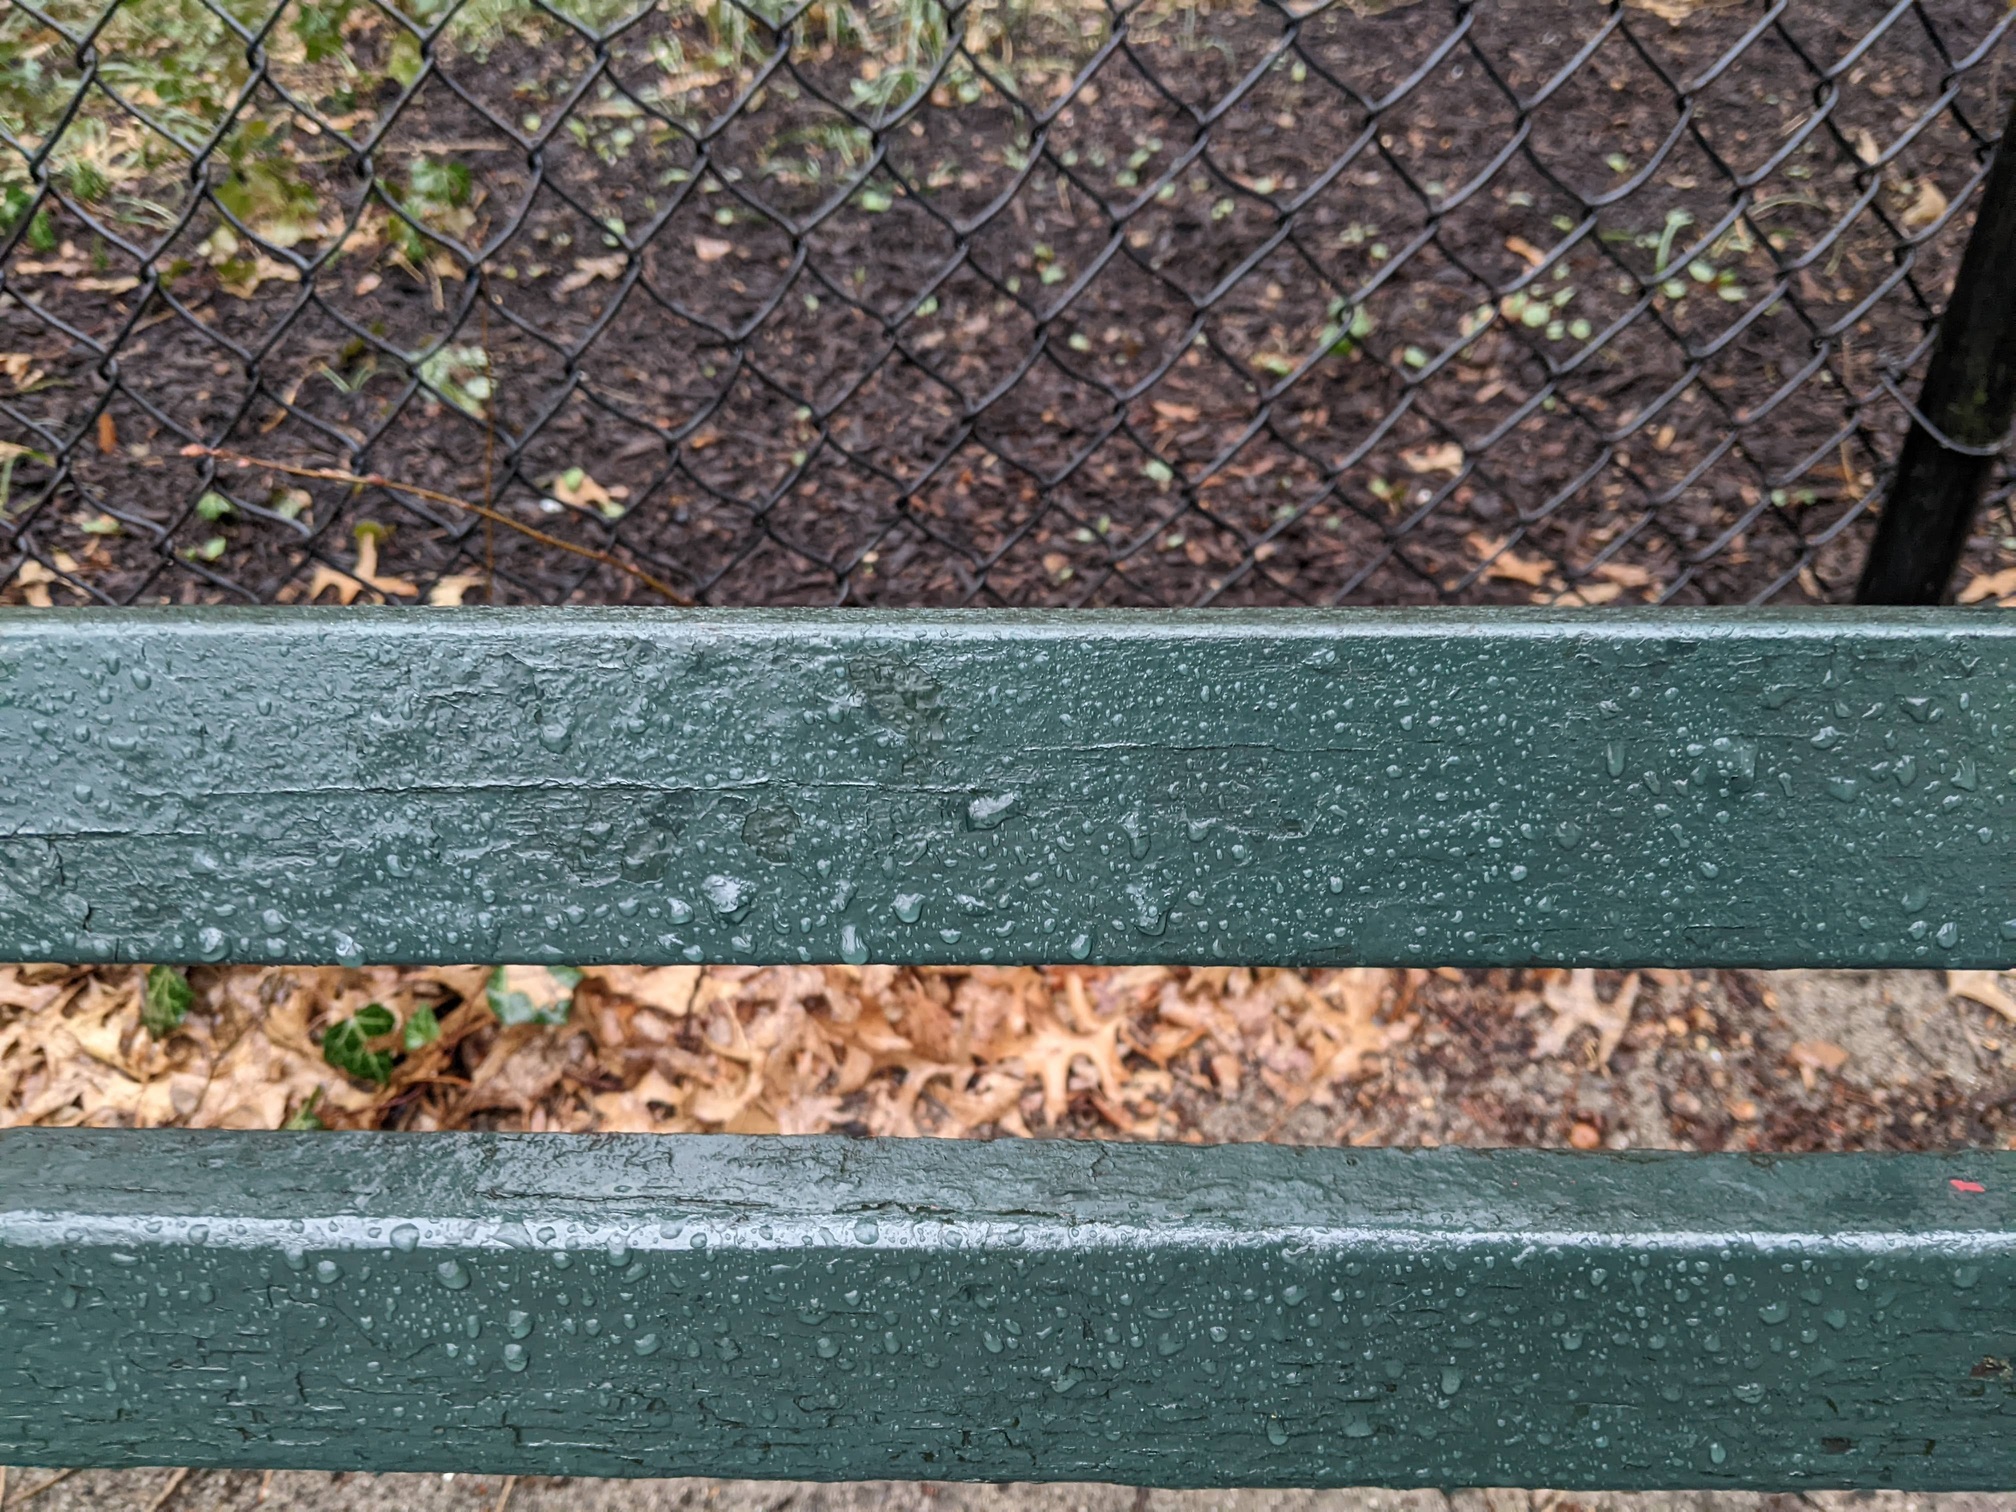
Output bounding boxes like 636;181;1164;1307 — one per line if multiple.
427;573;487;606
1593;561;1655;590
307;526;419;604
1949;970;2016;1024
1531;969;1640;1070
1535;580;1625;606
1957;567;2016;606
586;966;701;1018
1788;1038;1849;1091
1899;178;1949;233
1401;441;1464;476
1466;532;1552;586
557;254;626;294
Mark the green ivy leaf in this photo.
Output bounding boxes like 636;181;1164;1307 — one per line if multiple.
410;156;473;210
403;1002;441;1051
322;1007;395;1085
141;965;193;1039
282;1088;325;1130
487;965;582;1026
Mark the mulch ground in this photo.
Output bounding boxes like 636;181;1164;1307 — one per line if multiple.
5;0;2014;611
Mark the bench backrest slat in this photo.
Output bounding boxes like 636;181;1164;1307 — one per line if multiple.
2;607;2009;969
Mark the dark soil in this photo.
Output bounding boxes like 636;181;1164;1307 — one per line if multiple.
3;0;2014;609
1204;966;2016;1155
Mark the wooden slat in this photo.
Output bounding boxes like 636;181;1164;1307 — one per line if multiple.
2;607;2013;967
1;1130;2011;1488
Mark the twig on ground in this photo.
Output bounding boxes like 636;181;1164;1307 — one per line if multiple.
493;1475;517;1512
181;446;694;606
7;1469;77;1506
142;1467;191;1512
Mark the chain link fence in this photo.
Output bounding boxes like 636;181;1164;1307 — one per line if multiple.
3;0;2014;611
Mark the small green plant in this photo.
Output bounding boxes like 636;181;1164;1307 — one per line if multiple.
487;964;581;1026
846;0;949;116
393;155;477;260
1;183;57;251
322;1002;397;1084
415;344;492;417
410;156;473;211
291;0;358;62
403;1002;442;1049
320;999;441;1085
141;965;194;1039
213;120;324;249
1321;296;1375;357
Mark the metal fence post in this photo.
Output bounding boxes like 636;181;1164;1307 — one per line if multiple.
1856;95;2016;605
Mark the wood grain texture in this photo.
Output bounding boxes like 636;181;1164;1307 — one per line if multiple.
4;607;2016;968
2;1130;2013;1487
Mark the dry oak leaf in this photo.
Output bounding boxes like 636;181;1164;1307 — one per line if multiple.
1898;178;1949;233
1623;0;1742;20
929;1067;1029;1137
1466;532;1552;587
557;253;627;294
427;573;487;606
585;965;701;1017
11;558;57;607
2;353;49;392
1530;969;1641;1069
1401;441;1464;476
550;468;618;513
1593;561;1656;590
307;527;418;604
0;964;77;1015
1787;1038;1849;1091
590;1068;691;1133
1957;566;2016;606
1535;580;1625;607
1301;967;1413;1086
1948;970;2016;1024
1005;974;1129;1126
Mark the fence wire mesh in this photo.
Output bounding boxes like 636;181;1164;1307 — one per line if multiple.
3;0;2014;611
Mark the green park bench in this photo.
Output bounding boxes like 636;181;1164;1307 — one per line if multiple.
1;605;2015;1491
6;48;2016;1497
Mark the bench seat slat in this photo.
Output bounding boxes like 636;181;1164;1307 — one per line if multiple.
0;1130;2011;1489
2;606;2013;968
